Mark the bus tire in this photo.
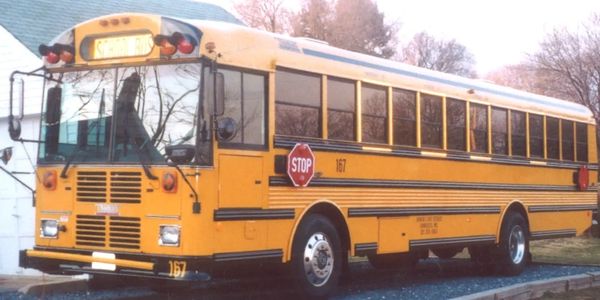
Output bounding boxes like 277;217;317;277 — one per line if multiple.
431;247;463;259
367;253;418;270
291;214;342;298
497;212;529;275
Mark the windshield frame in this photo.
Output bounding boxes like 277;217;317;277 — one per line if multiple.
36;59;213;166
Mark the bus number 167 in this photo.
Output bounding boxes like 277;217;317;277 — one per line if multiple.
336;159;346;173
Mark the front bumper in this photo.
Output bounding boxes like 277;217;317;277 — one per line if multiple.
20;247;211;281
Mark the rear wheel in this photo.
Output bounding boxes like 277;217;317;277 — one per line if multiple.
497;212;528;275
290;214;343;298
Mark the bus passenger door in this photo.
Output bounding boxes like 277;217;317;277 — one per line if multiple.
212;67;268;253
218;154;263;208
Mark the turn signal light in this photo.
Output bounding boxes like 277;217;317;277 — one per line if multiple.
162;171;177;193
43;170;57;190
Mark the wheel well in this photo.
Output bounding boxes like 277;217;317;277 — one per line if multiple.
503;202;530;229
303;203;350;253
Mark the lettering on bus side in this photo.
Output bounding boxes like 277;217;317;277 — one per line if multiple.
168;260;187;278
416;216;442;235
290;157;313;173
336;158;347;173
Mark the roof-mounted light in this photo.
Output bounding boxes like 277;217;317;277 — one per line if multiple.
39;43;74;64
153;32;196;57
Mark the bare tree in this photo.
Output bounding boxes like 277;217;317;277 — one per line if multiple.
485;63;565;99
234;0;290;33
291;0;397;58
401;31;476;78
329;0;397;58
529;14;600;124
291;0;333;41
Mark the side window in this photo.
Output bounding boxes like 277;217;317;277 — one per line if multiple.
392;89;416;146
576;122;588;162
420;93;442;148
446;98;466;151
220;69;266;147
562;120;574;161
529;114;544;158
470;103;488;153
275;69;321;137
491;107;508;155
328;78;356;141
546;117;560;160
511;111;526;157
361;84;387;143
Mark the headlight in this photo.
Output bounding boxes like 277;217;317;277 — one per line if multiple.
159;225;180;246
40;219;59;238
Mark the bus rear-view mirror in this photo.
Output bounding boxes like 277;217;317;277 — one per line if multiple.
44;86;62;155
8;80;25;140
214;72;225;116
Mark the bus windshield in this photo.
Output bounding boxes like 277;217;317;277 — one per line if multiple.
38;62;212;165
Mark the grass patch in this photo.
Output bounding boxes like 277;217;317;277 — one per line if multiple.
530;236;600;265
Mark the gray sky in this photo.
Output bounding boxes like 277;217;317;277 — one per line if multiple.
210;0;600;75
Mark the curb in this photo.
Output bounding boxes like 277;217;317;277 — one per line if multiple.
456;271;600;300
18;276;88;297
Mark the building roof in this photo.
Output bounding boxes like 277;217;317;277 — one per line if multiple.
0;0;242;56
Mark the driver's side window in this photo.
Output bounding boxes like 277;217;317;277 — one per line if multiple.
219;68;266;149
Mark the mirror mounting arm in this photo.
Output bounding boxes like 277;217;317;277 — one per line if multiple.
8;68;57;142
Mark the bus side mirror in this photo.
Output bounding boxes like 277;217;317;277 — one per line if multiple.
214;72;224;116
0;147;13;165
8;80;25;140
44;86;62;155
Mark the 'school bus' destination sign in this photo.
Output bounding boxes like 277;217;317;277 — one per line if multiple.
93;33;154;59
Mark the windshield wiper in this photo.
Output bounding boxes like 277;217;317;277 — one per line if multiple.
126;133;158;180
60;146;83;178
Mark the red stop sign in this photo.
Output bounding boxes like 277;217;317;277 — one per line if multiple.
287;143;315;187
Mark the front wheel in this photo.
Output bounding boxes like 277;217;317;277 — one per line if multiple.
290;214;343;298
497;212;529;275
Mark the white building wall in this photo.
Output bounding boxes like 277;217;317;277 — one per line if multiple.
0;25;44;275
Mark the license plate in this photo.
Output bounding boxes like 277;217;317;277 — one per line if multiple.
92;251;116;271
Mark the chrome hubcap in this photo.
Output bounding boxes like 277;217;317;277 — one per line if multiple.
509;225;525;264
303;232;334;287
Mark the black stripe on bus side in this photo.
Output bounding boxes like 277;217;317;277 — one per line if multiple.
269;176;582;192
409;235;496;250
530;229;577;240
348;206;501;218
273;136;598;171
528;204;597;213
354;242;378;256
213;249;283;262
214;208;295;221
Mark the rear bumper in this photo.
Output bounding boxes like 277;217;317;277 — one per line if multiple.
20;247;212;281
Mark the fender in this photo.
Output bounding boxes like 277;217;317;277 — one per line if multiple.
284;199;346;261
496;199;529;242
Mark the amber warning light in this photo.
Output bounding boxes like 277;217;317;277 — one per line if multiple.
154;32;196;56
39;44;74;64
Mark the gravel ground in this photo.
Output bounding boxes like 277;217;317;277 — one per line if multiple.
1;259;599;300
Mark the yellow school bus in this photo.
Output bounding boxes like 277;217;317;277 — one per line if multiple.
10;13;597;297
